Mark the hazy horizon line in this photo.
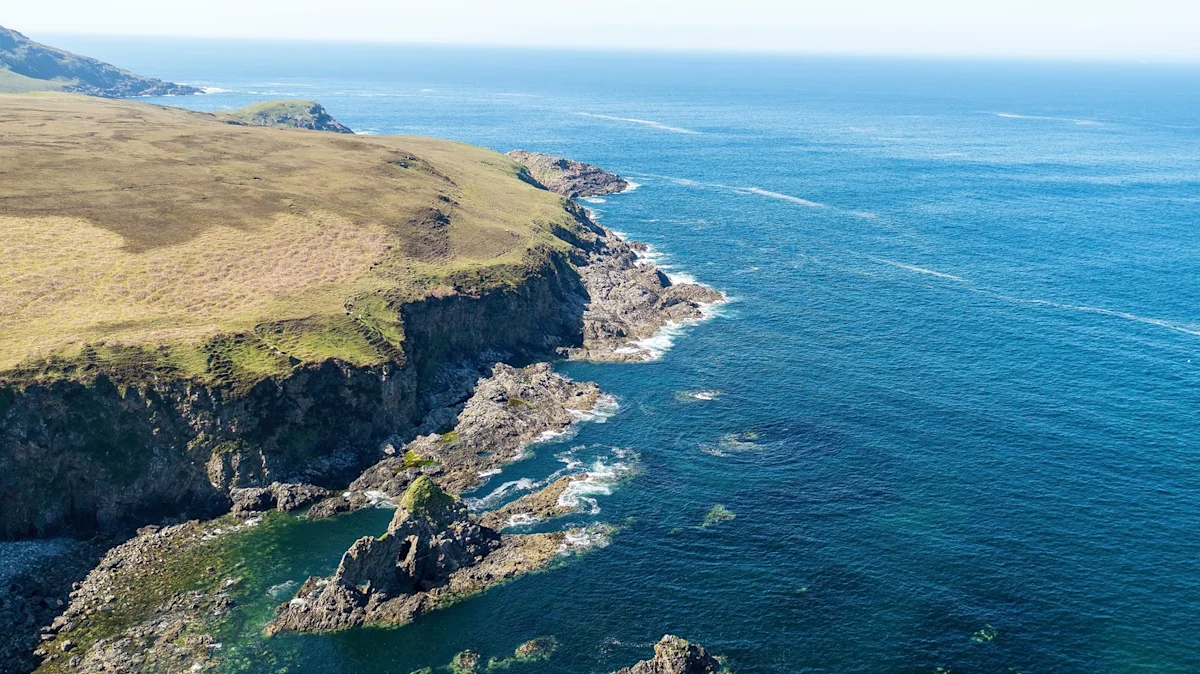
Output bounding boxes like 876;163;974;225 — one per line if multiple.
29;29;1200;66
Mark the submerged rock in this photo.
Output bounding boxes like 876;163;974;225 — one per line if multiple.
268;477;565;634
507;150;629;198
613;635;723;674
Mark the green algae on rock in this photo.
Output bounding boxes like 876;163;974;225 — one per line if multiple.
701;505;736;528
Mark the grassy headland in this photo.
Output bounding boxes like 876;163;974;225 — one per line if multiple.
0;93;587;391
0;25;199;97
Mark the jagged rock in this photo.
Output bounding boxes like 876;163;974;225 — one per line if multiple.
613;635;723;674
507;150;629;198
231;482;330;514
270;477;569;634
565;226;726;362
309;363;602;517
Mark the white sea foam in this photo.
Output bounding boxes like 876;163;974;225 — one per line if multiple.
618;295;730;361
739;187;828;209
267;580;299;599
362;490;397;508
872;258;967;282
505;513;539;527
558;462;625;514
554;447;586;472
477;468;503;479
683;390;722;401
619;180;642;194
199;87;231;94
665;270;699;285
646;174;878;219
577;112;700;135
559;526;611;553
984;292;1200;337
581;197;607;204
535;429;568;443
995;112;1102;126
466;478;538;510
569;394;620;424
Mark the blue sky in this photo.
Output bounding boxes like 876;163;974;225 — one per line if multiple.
8;0;1200;61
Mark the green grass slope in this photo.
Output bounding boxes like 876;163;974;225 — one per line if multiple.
0;93;588;390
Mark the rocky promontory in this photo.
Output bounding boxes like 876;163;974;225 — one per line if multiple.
613;635;724;674
218;99;354;133
507;150;629;198
267;477;570;634
0;25;199;97
566;224;727;362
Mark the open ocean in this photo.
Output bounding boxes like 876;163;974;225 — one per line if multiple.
41;36;1200;672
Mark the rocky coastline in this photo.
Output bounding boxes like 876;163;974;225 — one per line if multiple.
0;25;200;97
9;154;726;673
507;150;630;198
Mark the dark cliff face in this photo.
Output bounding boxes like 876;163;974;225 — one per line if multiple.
0;25;199;97
0;255;587;540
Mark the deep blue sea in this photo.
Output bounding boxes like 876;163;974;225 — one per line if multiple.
44;36;1200;673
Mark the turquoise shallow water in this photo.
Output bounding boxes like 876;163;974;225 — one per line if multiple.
44;38;1200;672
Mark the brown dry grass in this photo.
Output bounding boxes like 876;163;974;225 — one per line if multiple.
0;93;581;377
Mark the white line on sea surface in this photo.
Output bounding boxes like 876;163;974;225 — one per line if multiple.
577;112;700;135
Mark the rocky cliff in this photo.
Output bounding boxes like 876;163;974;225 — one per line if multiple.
507;150;630;198
0;25;198;97
0;256;587;540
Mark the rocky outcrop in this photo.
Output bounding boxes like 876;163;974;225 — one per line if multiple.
230;482;330;514
566;226;726;362
268;477;567;634
0;25;199;97
29;518;254;674
613;635;723;674
219;100;354;133
309;363;602;517
507;150;629;198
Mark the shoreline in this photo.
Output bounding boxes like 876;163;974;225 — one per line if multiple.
14;157;726;673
